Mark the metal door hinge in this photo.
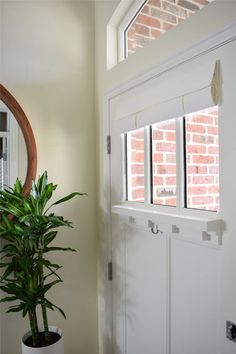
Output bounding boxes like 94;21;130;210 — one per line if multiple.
107;135;111;154
108;261;113;281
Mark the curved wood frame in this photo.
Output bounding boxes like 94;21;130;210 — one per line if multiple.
0;84;37;195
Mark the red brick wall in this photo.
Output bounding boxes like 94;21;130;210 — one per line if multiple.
127;106;219;212
185;106;219;211
152;119;177;206
128;128;145;202
126;0;211;56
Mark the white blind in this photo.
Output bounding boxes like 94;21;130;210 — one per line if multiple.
114;60;221;133
136;96;183;129
183;60;221;115
116;113;137;134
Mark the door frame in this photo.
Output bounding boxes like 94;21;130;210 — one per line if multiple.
102;21;236;354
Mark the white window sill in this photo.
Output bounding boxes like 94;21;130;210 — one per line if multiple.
112;204;223;246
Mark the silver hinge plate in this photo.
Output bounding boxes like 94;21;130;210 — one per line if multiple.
108;261;113;281
107;136;111;154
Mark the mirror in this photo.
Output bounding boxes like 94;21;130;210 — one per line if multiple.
0;84;37;195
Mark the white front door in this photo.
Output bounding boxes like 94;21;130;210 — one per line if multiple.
108;32;236;354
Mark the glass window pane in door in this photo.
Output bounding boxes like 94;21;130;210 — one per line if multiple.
185;106;219;211
152;119;176;206
126;128;145;202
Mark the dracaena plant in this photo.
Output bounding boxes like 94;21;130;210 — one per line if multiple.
0;171;85;347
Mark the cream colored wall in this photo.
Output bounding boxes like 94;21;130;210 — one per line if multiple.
0;1;98;354
95;1;236;353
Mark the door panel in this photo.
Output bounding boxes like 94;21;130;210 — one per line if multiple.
170;237;221;354
112;217;167;354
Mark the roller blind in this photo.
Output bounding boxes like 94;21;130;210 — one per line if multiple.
136;96;183;129
115;60;221;133
116;113;137;134
183;60;221;115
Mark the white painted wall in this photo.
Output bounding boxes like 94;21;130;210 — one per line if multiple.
95;1;236;354
0;1;98;354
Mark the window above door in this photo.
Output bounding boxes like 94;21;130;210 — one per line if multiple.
119;0;215;60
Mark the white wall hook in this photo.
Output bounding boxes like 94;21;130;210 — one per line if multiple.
151;225;161;234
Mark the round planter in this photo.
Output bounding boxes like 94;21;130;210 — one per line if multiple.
22;326;64;354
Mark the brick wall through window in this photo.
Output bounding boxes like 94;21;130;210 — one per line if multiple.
185;106;219;211
126;0;212;57
126;106;219;212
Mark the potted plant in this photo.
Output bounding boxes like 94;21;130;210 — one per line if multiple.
0;171;85;353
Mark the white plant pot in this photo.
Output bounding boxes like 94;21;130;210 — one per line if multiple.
22;326;64;354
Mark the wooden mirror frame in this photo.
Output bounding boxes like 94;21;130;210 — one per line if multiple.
0;84;37;195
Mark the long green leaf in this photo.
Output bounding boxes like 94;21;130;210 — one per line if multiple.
45;192;86;213
44;246;76;253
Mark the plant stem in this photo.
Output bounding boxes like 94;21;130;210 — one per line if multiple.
28;308;39;347
41;294;49;338
38;245;49;340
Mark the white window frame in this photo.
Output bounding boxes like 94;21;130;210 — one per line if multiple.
118;0;147;62
117;0;216;62
123;110;219;213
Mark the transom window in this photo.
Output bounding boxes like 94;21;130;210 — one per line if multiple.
122;0;214;58
124;106;219;212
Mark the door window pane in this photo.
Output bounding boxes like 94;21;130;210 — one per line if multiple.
185;106;219;211
126;128;145;202
152;119;176;206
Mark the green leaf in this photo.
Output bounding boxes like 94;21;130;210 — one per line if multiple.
44;298;66;319
43;231;57;246
39;279;62;296
14;178;23;194
45;192;86;213
54;192;85;204
44;246;76;253
7;307;22;313
0;296;18;303
37;171;48;195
